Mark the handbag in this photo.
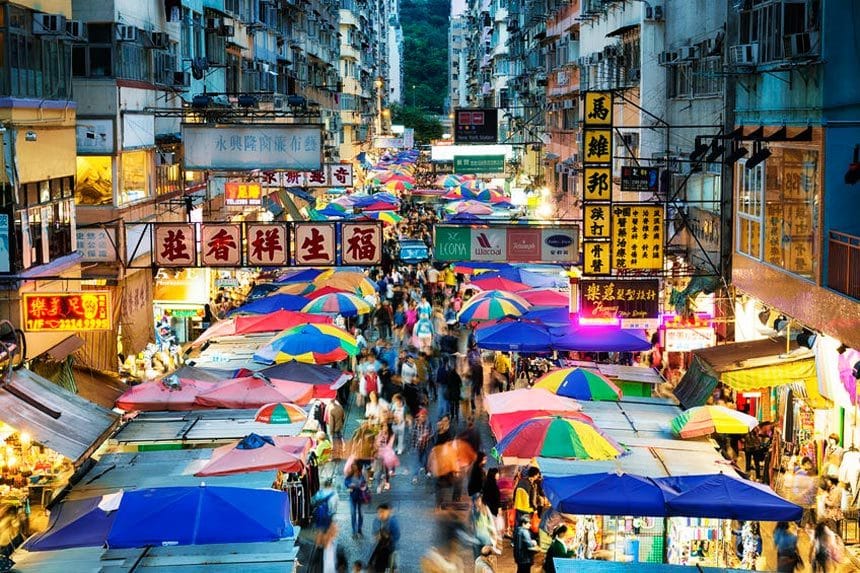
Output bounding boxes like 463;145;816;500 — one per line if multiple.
529;511;540;535
359;485;372;505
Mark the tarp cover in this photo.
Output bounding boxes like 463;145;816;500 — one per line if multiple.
106;486;293;548
543;473;672;517
23;495;118;551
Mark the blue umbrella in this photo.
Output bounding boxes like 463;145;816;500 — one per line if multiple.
24;494;120;550
543;473;674;517
478;268;560;288
520;307;572;327
276;268;325;283
656;473;803;521
246;283;281;301
475;319;553;352
445;213;484;224
229;293;309;315
550;325;651;352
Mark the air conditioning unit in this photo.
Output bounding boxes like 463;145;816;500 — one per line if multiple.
116;24;139;42
173;71;191;86
784;32;816;58
658;51;676;65
65;20;86;40
218;24;235;36
206;17;223;30
729;43;758;65
150;32;169;49
33;13;67;35
677;46;698;60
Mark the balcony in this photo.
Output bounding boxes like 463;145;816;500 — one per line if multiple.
828;230;860;300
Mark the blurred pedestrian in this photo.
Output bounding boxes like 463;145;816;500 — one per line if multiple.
513;514;539;573
543;525;574;573
468;452;487;498
774;521;802;572
368;503;401;573
302;521;349;573
474;545;497;572
482;468;503;533
410;408;432;484
345;463;369;538
811;520;846;572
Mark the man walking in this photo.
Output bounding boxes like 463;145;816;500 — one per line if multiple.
368;503;401;573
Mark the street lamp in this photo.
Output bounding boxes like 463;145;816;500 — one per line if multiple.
375;76;384;137
411;84;416;108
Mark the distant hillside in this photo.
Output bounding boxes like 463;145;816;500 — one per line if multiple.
401;0;450;113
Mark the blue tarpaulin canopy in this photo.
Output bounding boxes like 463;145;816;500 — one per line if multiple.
520;307;572;327
475;319;553;352
551;325;652;352
229;294;309;315
543;473;673;517
23;486;294;551
478;268;562;288
656;473;803;521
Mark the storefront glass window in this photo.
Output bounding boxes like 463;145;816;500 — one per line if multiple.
75;156;113;206
736;160;763;260
120;150;151;205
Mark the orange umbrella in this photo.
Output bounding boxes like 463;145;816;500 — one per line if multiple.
427;439;477;477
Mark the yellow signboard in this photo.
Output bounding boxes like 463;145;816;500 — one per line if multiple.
611;204;664;270
582;241;611;276
584;204;612;239
583;166;612;201
584;92;613;126
583;129;613;164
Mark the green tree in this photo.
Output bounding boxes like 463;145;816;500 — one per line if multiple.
401;0;450;113
391;104;444;143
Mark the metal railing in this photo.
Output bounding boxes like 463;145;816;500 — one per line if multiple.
828;230;860;300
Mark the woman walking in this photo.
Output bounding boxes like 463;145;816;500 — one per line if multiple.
345;463;369;538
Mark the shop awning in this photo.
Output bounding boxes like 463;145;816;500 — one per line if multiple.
0;369;119;465
45;335;85;362
674;337;826;408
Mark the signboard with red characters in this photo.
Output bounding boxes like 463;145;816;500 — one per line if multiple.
154;224;195;267
23;291;112;332
341;222;383;266
200;224;242;267
247;223;289;266
224;182;262;206
294;223;336;266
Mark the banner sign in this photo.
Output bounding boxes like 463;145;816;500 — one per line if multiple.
182;124;322;171
246;223;289;266
611;204;664;270
581;91;614;276
665;326;716;352
200;224;242;267
0;213;11;272
580;279;659;321
154;223;196;267
454;108;498;143
453;155;505;174
265;164;354;188
225;182;263;206
22;291;112;332
433;224;579;264
294;223;336;266
341;223;383;265
620;166;660;193
76;227;117;262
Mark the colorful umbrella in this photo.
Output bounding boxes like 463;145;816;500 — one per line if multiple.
254;402;308;424
115;376;218;412
228;294;310;315
445;200;494;216
551;325;652;352
276;268;326;283
383;180;414;193
306;285;352;300
361;211;403;225
260;361;351;396
437;174;462;187
481;268;564;288
194;375;315;407
534;367;623;401
471;276;531;292
427;439;477;477
313;271;377;296
192;309;330;346
458;294;530;322
670;405;759;439
493;416;626;460
468;289;531;307
519;288;569;307
276;282;316;296
194;434;305;476
302;292;372;317
253;323;359;365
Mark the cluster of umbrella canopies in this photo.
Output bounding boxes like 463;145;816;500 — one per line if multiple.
435;174;518;222
242;268;378;316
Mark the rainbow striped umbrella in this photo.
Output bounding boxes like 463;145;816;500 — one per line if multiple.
253;323;359;364
458;293;531;323
383;179;414;192
361;211;403;225
254;402;308;424
493;416;626;460
670;406;759;439
534;368;622;401
467;289;531;308
313;271;377;296
302;292;372;317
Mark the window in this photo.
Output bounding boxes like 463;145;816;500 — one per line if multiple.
735;138;820;279
738;0;821;63
72;23;113;77
668;62;692;98
736;159;764;260
693;56;722;96
117;42;149;81
562;107;578;130
1;7;71;99
120;150;152;205
76;156;113;206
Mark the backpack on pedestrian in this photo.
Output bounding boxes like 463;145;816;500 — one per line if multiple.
311;491;335;529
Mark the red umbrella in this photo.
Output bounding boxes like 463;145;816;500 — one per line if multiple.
194;376;314;408
471;277;531;292
192;310;330;346
361;200;400;211
116;378;218;412
305;285;352;300
489;410;594;442
519;288;569;307
194;434;305;477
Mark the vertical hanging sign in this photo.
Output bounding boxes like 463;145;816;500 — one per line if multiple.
581;91;613;276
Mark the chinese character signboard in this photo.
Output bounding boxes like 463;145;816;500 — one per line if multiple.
433;225;579;264
154;224;195;267
584;204;611;239
454;108;499;143
620;166;660;193
580;279;659;321
664;326;716;352
581;91;614;276
304;169;328;187
182;124;322;171
295;223;336;266
582;241;611;276
327;164;354;187
584;92;613;126
583;167;611;201
76;228;117;262
225;182;263;206
341;223;383;265
247;224;289;266
453;155;505;175
611;204;664;270
22;291;112;332
201;224;242;267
